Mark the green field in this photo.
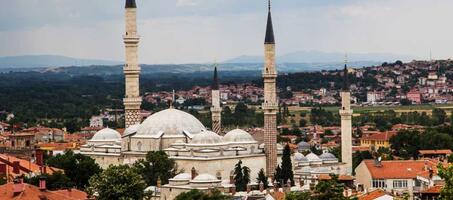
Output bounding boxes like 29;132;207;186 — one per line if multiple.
290;104;453;115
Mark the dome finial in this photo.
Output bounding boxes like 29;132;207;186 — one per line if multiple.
268;0;271;11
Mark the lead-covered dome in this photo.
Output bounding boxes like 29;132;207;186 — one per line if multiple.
319;152;338;162
90;128;121;142
136;109;206;138
191;174;220;183
305;153;322;162
223;129;256;143
188;130;223;146
294;152;305;161
297;141;311;152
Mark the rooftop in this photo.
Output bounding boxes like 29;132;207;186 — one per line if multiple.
362;159;437;179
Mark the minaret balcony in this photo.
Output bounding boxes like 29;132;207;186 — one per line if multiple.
123;35;140;43
123;66;141;74
210;107;222;112
262;102;278;110
339;109;353;116
124;97;142;105
262;73;277;78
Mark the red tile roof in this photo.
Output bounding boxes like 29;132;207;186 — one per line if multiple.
361;131;397;141
0;154;62;176
421;185;443;194
318;174;354;181
363;159;440;179
359;189;392;200
419;149;452;155
0;182;88;200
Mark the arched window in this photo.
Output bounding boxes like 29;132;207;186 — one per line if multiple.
137;141;142;151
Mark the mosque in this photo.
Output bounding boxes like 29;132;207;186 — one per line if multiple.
80;0;354;196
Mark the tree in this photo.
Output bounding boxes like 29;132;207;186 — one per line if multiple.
299;119;307;127
389;130;421;159
132;151;178;186
46;150;101;189
242;165;250;187
313;174;349;200
279;145;294;186
274;165;282;186
175;189;229;200
285;191;311;200
256;168;269;189
233;160;245;191
88;165;146;200
437;164;453;199
432;108;447;126
25;171;73;190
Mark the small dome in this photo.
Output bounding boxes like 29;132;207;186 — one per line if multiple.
297;141;311;151
192;173;219;183
223;129;256;143
171;173;191;180
305;153;322;162
189;131;223;145
319;152;338;161
137;109;206;137
294;152;305;161
123;124;140;137
91;128;121;142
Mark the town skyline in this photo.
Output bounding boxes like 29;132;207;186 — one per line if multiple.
1;0;453;64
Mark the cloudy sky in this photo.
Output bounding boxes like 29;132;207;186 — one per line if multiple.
0;0;452;64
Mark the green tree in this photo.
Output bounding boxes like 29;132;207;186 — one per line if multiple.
88;165;146;200
279;144;294;186
437;164;453;199
299;119;307;127
285;191;311;200
389;130;421;159
314;174;349;200
432;108;447;126
175;189;229;200
256;168;269;189
132;151;178;186
233;160;245;191
25;171;73;190
46;150;101;189
274;165;282;186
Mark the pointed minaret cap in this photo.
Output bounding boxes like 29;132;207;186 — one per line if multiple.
342;63;350;91
125;0;137;8
212;66;219;90
264;0;275;44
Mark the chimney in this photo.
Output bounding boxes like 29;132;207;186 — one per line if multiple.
246;183;251;193
0;164;6;175
36;149;44;166
157;176;161;187
13;178;24;196
191;167;197;180
12;161;20;174
259;181;264;192
229;170;234;184
39;176;47;191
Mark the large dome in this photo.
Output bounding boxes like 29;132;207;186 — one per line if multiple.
223;129;256;143
188;130;223;146
90;128;121;142
136;109;206;138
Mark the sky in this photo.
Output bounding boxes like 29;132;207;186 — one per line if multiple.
0;0;452;64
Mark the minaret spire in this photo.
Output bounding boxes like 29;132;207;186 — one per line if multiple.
342;54;349;91
123;0;142;128
265;0;275;44
263;0;278;177
211;65;222;134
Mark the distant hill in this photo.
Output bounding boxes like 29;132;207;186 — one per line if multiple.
0;55;121;68
224;51;416;64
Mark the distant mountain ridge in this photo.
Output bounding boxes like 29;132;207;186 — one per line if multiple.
224;51;416;63
0;55;121;68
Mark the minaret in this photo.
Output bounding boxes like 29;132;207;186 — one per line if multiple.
123;0;142;128
211;66;222;134
263;0;278;176
340;58;353;175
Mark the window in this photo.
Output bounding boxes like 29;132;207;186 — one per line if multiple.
393;180;408;188
137;141;142;151
372;179;386;188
